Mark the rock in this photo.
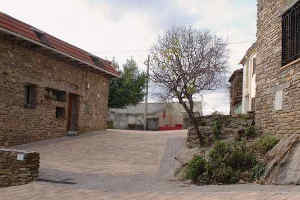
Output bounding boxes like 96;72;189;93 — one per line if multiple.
263;134;300;185
174;146;206;181
175;147;204;166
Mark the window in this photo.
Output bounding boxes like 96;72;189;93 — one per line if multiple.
56;107;65;119
45;88;66;102
282;2;300;66
24;84;37;108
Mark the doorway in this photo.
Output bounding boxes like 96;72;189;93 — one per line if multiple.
67;93;79;133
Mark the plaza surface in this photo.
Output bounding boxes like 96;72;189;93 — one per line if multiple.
1;129;300;200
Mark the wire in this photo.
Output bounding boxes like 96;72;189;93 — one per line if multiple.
92;40;255;55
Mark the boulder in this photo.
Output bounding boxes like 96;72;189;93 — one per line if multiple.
263;134;300;185
174;146;207;180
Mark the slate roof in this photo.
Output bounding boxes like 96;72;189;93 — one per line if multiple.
0;11;120;77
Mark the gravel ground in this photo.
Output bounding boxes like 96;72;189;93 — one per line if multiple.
0;129;300;200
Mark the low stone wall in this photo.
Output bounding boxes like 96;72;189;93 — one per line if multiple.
186;113;255;148
0;149;39;187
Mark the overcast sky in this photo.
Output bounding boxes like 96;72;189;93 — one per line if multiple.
0;0;257;115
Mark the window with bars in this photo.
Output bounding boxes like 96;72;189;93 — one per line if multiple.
282;1;300;66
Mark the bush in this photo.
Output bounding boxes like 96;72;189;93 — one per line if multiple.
251;162;265;180
212;120;222;139
226;142;257;171
207;163;240;184
254;135;279;154
186;156;207;183
208;141;231;163
185;141;260;185
245;126;256;138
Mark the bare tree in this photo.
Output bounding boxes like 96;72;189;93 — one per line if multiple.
150;26;228;145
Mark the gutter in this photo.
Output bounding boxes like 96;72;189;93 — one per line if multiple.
0;27;120;78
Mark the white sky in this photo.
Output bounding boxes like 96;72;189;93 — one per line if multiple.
0;0;257;115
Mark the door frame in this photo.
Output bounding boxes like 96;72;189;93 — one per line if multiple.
67;93;80;131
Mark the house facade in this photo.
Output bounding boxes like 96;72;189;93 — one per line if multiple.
256;0;300;134
229;69;243;115
0;12;119;146
240;42;257;114
109;102;203;130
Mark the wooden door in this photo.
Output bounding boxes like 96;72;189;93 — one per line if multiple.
67;94;79;131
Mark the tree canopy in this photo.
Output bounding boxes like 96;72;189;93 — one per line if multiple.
150;26;228;144
108;58;147;108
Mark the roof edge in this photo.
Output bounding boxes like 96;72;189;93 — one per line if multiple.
239;42;257;65
0;26;120;78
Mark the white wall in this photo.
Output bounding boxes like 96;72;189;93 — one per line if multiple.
242;53;256;113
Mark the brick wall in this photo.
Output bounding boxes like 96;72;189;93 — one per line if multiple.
0;32;109;146
256;0;300;134
0;149;39;187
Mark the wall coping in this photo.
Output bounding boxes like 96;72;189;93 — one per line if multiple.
0;148;36;154
280;57;300;72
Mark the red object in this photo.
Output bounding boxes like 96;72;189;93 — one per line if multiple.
162;111;166;119
159;124;183;131
0;12;120;77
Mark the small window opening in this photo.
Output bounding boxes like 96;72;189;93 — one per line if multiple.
46;88;66;102
56;107;65;119
24;84;37;108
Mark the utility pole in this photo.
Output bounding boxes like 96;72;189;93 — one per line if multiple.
144;55;150;130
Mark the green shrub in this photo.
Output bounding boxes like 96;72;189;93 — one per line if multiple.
245;126;256;138
186;156;207;183
254;135;279;154
207;163;240;184
208;141;231;163
226;142;257;171
251;162;265;180
212;120;222;139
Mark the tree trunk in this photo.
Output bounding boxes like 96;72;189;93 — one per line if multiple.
187;110;204;146
178;97;204;146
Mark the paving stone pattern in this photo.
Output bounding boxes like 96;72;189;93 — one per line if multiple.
0;130;300;199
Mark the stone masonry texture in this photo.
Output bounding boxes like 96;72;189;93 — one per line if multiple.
0;32;109;146
0;149;39;187
256;0;300;135
229;69;243;115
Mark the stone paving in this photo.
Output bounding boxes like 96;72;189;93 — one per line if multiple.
1;129;300;200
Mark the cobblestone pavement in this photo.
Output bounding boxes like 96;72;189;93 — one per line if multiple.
1;129;300;200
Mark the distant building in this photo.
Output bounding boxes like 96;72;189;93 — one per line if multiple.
109;102;203;130
229;69;243;115
240;42;257;113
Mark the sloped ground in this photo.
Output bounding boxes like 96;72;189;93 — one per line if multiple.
0;130;300;200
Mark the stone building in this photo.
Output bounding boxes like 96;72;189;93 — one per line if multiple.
240;42;257;114
256;0;300;134
229;69;243;115
0;12;119;146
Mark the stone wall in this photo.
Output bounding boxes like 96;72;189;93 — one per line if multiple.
0;31;109;146
0;149;39;187
256;0;300;135
229;69;243;114
186;114;255;148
